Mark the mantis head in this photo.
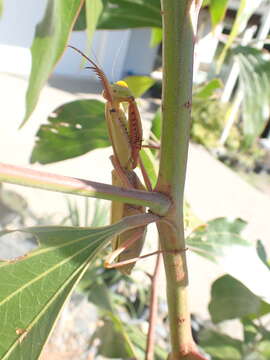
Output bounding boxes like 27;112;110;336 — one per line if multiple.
103;81;135;103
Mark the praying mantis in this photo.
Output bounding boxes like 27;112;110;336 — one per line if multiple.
68;45;153;275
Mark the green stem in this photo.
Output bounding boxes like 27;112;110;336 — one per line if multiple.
0;162;170;216
155;1;205;359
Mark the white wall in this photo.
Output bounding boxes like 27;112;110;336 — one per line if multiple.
0;0;46;76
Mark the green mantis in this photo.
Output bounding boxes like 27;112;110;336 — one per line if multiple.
68;45;153;274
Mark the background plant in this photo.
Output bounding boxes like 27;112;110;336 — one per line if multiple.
0;0;270;359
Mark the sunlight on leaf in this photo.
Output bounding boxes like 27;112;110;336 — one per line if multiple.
216;0;264;72
150;27;162;47
30;99;110;164
233;46;270;146
151;108;162;140
209;0;229;29
86;0;103;48
123;75;155;98
187;217;249;263
193;79;223;99
22;0;84;126
140;148;158;188
188;218;270;303
0;213;156;359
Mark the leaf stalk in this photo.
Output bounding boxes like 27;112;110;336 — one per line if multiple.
0;163;170;216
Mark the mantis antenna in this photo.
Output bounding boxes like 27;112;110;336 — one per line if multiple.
68;45;113;103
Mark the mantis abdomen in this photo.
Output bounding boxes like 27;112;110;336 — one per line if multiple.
110;169;146;275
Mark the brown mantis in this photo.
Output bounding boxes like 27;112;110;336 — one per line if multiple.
68;45;154;274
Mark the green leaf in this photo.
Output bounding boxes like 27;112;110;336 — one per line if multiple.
202;0;210;6
0;215;151;359
73;3;87;31
216;0;264;71
209;0;229;28
97;0;162;29
187;217;249;262
256;240;270;270
91;307;166;359
150;27;163;47
233;46;270;146
30;99;110;164
187;219;270;301
85;0;103;47
22;0;84;126
193;79;223;99
242;318;259;344
0;0;3;16
140;148;158;188
90;314;137;358
88;282;114;312
151;108;162;139
90;200;109;227
209;275;270;323
199;329;242;360
0;188;28;226
123;75;155;98
126;323;167;359
257;341;270;358
73;0;162;31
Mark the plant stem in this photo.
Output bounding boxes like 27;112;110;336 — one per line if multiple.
0;162;170;216
155;1;205;359
145;251;162;360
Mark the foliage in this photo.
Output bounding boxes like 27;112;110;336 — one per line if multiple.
195;2;270;166
192;235;270;360
233;46;270;147
198;241;270;360
191;79;267;171
0;0;269;359
30;100;110;164
0;210;158;359
0;186;28;226
74;0;162;31
82;264;166;358
216;0;265;71
30;77;154;164
191;97;229;149
208;0;229;29
209;275;270;323
22;0;84;126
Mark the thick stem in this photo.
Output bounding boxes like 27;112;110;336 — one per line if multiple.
155;1;205;359
0;163;170;216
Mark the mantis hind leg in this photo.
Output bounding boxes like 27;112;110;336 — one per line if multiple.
104;227;145;270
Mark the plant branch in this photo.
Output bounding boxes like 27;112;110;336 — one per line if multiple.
0;163;171;216
145;251;162;360
155;0;205;359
